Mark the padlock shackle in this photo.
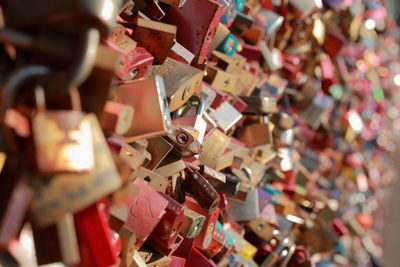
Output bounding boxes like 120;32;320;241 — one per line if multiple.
2;65;50;114
0;64;50;153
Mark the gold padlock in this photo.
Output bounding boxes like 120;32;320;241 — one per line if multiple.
31;87;94;175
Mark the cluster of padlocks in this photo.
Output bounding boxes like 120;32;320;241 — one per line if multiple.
0;0;398;266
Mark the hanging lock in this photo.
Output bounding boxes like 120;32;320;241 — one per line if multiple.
166;124;202;157
31;87;94;175
172;95;207;144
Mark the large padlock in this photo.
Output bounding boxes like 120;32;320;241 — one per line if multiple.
150;58;204;112
31;87;95;175
30;114;122;227
163;0;223;65
113;75;173;142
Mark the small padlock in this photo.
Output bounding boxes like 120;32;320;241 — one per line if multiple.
31;87;94;175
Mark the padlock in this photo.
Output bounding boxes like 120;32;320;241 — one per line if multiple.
235;120;272;147
33;214;80;265
211;50;246;74
130;167;168;193
141;0;165;20
243;24;265;44
184;197;220;250
208;23;230;57
163;0;223;64
238;239;258;261
30;114;122;227
31;87;94;175
130;18;177;64
203;65;239;94
113;75;173;141
200;82;227;110
151;58;203;112
259;42;283;72
199;165;226;188
148;193;184;249
258;9;284;40
100;100;134;135
240;96;278;114
238;43;262;62
184;169;221;214
214;172;240;196
216;34;238;57
199;128;231;169
172;95;207;144
74;202;119;267
323;30;347;59
207;100;243;133
168;42;195;65
180;208;206;238
227;187;259;222
123;179;169;249
247;218;274;242
230;12;254;36
166;125;202;157
200;227;227;258
127;46;154;80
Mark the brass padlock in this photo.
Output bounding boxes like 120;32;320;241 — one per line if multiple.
113;75;173;142
31;87;95;175
150;58;203;112
30;114;122;227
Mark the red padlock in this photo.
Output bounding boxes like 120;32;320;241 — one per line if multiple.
124;179;169;249
184;197;220;250
74;202;119;267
